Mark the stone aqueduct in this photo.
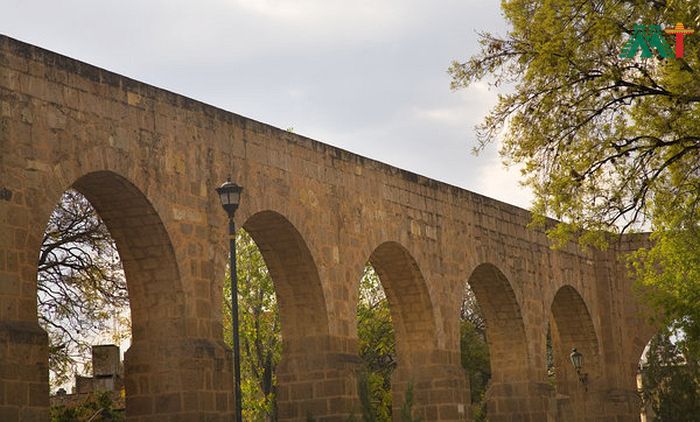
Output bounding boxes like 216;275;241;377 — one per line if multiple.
0;35;657;421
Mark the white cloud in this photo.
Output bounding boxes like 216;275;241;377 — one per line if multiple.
473;152;533;210
412;81;498;128
231;0;411;28
471;120;532;210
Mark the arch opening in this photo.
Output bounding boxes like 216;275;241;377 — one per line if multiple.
71;171;185;342
39;189;130;394
241;210;329;349
459;281;490;419
231;210;330;419
462;263;528;421
356;263;394;420
39;170;185;416
353;241;438;419
367;242;437;357
465;263;528;382
549;285;600;396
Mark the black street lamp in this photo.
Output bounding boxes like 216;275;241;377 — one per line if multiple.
569;347;588;390
216;178;244;422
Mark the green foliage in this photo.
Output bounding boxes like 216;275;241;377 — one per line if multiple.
640;326;700;421
223;230;281;421
355;369;378;422
451;0;700;242
631;227;700;354
460;284;490;420
398;383;421;422
460;284;490;403
50;391;124;422
471;399;487;422
348;373;420;422
356;265;395;421
451;0;700;364
460;319;490;415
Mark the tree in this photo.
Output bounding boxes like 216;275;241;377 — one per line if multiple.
460;284;490;421
640;326;700;421
223;230;281;421
39;189;130;387
450;0;700;352
356;265;395;422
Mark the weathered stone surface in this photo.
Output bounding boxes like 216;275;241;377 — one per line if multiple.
0;34;657;421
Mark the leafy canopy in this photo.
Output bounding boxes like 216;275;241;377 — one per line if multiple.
450;0;699;240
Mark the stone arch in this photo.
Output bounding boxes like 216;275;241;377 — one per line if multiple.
549;285;600;394
68;171;186;343
366;241;438;363
239;210;341;420
34;170;207;420
466;263;528;383
241;210;329;352
354;241;442;418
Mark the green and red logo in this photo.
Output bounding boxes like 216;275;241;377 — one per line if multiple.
619;23;694;59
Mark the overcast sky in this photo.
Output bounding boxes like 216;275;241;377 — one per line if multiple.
2;0;532;208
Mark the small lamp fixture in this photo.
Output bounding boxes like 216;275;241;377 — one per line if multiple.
569;347;588;390
216;178;243;216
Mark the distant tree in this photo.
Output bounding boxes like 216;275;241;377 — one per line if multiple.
357;265;395;422
223;230;281;421
39;189;129;387
640;326;700;421
460;284;490;421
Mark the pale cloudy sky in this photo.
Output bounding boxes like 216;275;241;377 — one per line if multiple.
2;0;532;208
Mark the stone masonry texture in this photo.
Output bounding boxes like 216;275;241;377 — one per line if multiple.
0;35;658;421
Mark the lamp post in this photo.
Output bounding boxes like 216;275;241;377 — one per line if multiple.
569;347;588;390
216;178;243;422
